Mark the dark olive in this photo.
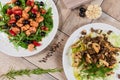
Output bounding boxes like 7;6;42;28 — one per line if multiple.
40;1;44;6
79;12;86;17
15;15;20;20
31;13;37;18
15;0;21;6
40;31;46;37
23;20;30;25
23;40;32;44
79;7;86;13
11;23;16;27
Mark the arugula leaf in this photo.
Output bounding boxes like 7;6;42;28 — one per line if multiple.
19;0;26;8
0;21;5;26
43;8;53;32
2;4;9;14
0;2;4;16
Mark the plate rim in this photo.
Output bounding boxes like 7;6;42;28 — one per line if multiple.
62;23;120;80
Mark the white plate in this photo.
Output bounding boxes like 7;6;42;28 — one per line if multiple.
63;23;120;80
0;0;59;57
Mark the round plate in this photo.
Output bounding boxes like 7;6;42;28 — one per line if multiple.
0;0;59;57
63;23;120;80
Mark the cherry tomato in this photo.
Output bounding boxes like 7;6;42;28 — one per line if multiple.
13;9;22;15
9;19;16;24
40;8;46;14
41;26;49;31
7;9;13;15
31;9;38;14
9;30;16;36
33;41;41;46
26;0;34;6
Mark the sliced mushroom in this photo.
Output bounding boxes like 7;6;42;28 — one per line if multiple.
100;59;109;67
92;43;100;53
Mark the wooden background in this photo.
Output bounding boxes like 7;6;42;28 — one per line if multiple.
1;0;120;80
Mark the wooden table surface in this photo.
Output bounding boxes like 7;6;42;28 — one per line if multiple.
0;0;120;80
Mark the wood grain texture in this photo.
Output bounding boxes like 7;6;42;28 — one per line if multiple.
90;0;103;5
0;53;56;80
56;0;71;27
24;31;68;80
59;10;92;35
101;0;120;21
63;0;92;9
93;12;120;29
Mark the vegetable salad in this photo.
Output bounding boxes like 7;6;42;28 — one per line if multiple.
0;0;53;51
70;28;120;80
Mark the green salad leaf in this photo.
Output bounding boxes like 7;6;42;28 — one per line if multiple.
0;21;5;26
108;33;120;47
43;8;53;32
19;0;26;8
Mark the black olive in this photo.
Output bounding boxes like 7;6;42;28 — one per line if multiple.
31;13;37;18
23;40;32;44
11;23;16;27
79;7;86;13
15;0;21;6
2;24;9;29
15;15;20;20
40;31;46;37
40;1;44;6
23;20;30;25
79;12;86;17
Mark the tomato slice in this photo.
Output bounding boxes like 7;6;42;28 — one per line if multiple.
13;9;22;15
26;0;34;6
9;30;16;36
7;9;13;15
41;26;49;31
40;8;46;14
31;8;38;14
9;19;16;24
33;41;41;46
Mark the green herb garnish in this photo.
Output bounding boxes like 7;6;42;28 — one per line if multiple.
2;68;62;80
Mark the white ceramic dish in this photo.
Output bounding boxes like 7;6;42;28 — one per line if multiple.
63;23;120;80
0;0;59;57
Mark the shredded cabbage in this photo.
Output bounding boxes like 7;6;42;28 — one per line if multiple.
108;33;120;47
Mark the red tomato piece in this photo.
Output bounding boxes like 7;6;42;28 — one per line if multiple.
33;41;41;46
31;9;38;14
9;19;16;24
9;30;16;36
13;9;22;15
7;9;13;15
41;26;49;31
26;0;34;6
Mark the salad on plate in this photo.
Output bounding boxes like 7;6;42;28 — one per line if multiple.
70;28;120;80
0;0;53;51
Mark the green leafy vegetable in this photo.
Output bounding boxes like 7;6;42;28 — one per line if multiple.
19;0;26;8
0;21;5;26
2;68;62;80
43;8;53;32
2;4;9;14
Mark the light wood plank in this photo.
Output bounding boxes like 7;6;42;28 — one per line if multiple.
0;53;56;80
63;0;92;9
101;0;120;21
93;12;120;29
56;0;71;27
90;0;103;6
25;31;68;80
60;11;92;35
